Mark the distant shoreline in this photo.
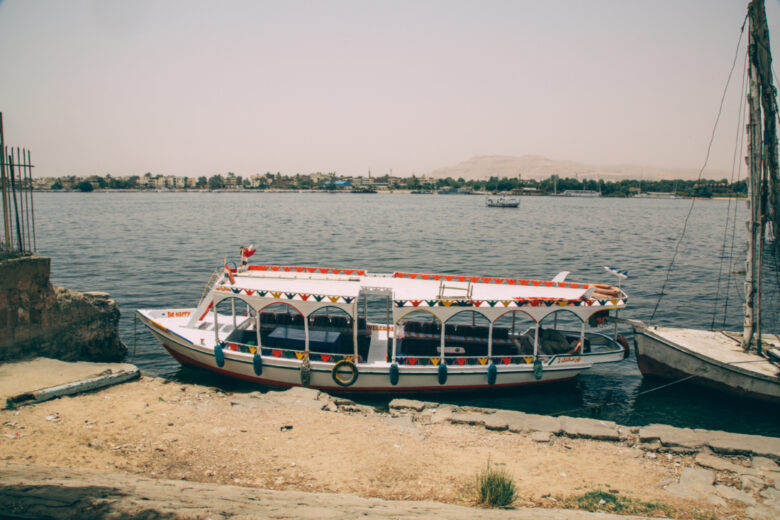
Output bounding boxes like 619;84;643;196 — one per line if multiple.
33;189;747;200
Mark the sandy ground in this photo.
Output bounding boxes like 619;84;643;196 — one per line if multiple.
0;377;738;518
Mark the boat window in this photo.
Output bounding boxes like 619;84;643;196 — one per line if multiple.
257;302;305;352
492;311;536;357
442;311;491;358
214;296;258;346
396;310;442;360
537;310;583;355
307;306;367;359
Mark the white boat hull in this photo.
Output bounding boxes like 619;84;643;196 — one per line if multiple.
140;313;588;394
632;324;780;404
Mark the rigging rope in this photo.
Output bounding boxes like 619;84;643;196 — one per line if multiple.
651;14;748;322
714;51;749;329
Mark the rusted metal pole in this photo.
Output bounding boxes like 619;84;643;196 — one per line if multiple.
8;154;23;251
0;115;11;251
27;149;36;251
17;147;29;252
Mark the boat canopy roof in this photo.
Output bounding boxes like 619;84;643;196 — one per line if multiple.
217;264;625;310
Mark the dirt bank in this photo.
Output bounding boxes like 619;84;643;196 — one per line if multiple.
0;377;776;518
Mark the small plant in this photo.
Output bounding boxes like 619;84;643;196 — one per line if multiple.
474;459;516;508
568;490;676;517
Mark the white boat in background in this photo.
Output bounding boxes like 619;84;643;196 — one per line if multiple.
560;189;601;197
486;195;520;208
630;0;780;404
137;249;630;394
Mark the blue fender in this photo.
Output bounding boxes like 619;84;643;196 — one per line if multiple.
487;363;497;385
533;358;543;380
252;352;263;376
389;363;399;386
437;362;448;385
214;343;225;368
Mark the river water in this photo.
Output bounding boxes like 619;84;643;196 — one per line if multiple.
32;192;780;435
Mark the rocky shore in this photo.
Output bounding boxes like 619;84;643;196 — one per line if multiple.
0;256;125;362
1;374;778;519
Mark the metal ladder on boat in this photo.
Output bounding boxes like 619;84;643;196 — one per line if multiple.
438;279;473;300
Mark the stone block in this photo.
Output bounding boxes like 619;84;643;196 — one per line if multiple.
759;486;780;503
665;467;715;499
741;474;765;493
483;415;508;431
505;412;561;434
448;413;486;427
639;424;706;449
559;416;620;441
714;484;757;505
746;504;779;520
753;457;780;472
531;431;552;443
707;432;780;460
388;399;426;412
695;452;750;474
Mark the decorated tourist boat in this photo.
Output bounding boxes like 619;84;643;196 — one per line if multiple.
137;249;630;393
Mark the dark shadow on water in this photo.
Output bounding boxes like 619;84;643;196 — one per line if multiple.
629;375;780;437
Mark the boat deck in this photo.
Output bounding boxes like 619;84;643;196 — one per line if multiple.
651;327;780;379
233;266;600;303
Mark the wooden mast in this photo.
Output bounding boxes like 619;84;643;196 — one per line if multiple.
744;0;779;352
744;1;761;350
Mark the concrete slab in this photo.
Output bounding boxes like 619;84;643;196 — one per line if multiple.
707;433;780;460
448;413;486;427
0;358;139;408
505;412;562;434
388;398;427;412
484;414;509;431
695;452;751;474
746;504;779;520
752;457;780;472
559;417;620;441
638;424;705;450
665;467;714;500
532;431;552;443
714;484;757;505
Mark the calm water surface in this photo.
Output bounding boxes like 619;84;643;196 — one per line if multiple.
33;192;780;435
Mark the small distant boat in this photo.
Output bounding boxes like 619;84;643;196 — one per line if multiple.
630;0;780;404
560;189;601;197
633;192;684;199
137;249;630;394
486;196;520;208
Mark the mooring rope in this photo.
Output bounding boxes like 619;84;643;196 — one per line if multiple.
651;14;748;322
714;52;749;330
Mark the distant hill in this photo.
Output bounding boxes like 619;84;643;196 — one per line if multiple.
425;155;726;181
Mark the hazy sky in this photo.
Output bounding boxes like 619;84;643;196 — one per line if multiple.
1;0;778;178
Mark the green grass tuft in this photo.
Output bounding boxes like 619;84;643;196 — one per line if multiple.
474;460;517;508
569;490;676;516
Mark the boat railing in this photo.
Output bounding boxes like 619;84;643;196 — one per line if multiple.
392;354;581;366
200;269;219;303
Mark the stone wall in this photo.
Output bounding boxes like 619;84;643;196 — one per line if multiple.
0;255;125;362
